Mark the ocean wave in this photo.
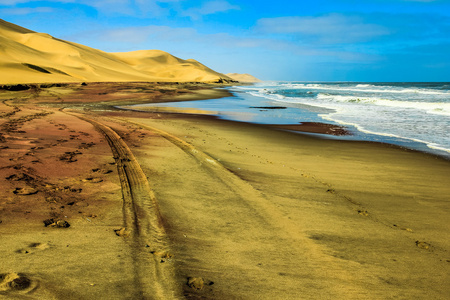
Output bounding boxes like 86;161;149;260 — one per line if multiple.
251;89;450;117
427;143;450;153
239;83;450;157
277;82;450;96
319;113;450;154
316;93;450;116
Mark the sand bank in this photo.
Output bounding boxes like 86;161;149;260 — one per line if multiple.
0;84;449;299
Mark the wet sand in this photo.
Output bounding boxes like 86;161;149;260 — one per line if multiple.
268;122;352;136
0;83;449;299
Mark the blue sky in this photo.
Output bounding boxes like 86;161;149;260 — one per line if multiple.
1;0;450;81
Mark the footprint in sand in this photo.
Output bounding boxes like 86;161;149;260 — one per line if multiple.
186;277;214;290
393;224;413;232
187;277;204;290
114;227;130;237
78;131;90;137
415;241;432;251
78;142;95;149
16;242;50;254
357;210;369;217
0;273;37;294
59;150;82;163
43;218;70;228
82;177;103;183
12;187;38;195
92;168;113;174
61;186;82;193
150;250;173;263
6;173;35;182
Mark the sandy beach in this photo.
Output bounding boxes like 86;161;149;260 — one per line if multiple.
1;83;449;299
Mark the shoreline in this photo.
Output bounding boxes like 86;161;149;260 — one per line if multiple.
123;86;450;160
1;83;449;299
229;82;450;159
119;105;450;299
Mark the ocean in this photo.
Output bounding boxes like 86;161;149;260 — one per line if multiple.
132;82;450;158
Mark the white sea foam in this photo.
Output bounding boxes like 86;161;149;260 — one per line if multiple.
315;93;450;116
250;90;450;117
319;111;450;154
277;82;450;96
243;82;450;156
427;143;450;153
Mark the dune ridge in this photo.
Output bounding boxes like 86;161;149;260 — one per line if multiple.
0;19;234;84
226;73;261;83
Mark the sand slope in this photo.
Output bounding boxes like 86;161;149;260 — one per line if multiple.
226;73;261;83
0;19;233;84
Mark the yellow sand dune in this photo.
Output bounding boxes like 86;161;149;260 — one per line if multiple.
0;19;233;84
113;50;229;83
226;73;261;83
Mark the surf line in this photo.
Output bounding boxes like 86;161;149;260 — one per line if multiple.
66;112;181;300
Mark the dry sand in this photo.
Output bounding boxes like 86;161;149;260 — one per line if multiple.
0;19;234;84
225;73;261;83
0;83;449;299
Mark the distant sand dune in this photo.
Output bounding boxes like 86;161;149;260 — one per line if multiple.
113;50;230;82
226;73;261;83
0;19;234;84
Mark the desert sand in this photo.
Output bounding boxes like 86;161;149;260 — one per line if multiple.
225;73;261;83
0;19;233;84
0;82;449;300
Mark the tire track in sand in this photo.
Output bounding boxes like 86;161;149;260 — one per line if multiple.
124;120;368;298
69;114;181;300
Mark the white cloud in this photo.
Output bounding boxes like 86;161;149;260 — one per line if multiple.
0;0;180;16
100;25;198;43
98;25;266;49
87;24;374;62
78;0;135;14
0;0;74;4
256;14;390;44
182;0;240;20
134;0;183;17
0;0;29;4
0;0;240;18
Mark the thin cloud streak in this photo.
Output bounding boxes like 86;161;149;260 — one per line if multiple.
255;14;390;44
0;0;176;16
181;0;240;20
0;7;53;15
78;24;377;63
